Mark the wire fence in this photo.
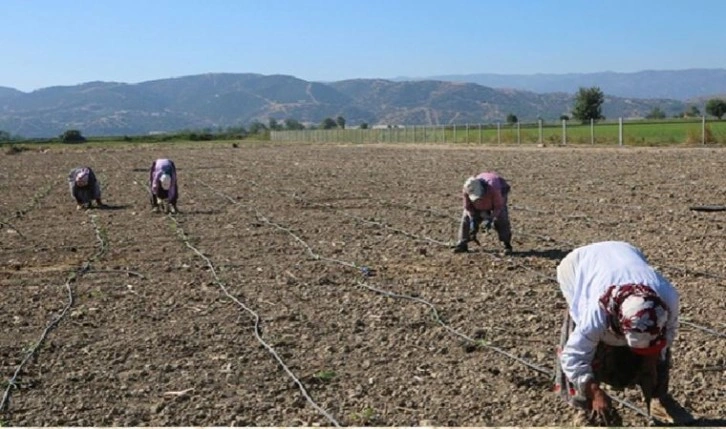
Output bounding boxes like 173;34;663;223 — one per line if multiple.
272;117;726;146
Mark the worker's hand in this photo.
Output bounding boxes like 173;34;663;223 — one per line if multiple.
588;383;611;425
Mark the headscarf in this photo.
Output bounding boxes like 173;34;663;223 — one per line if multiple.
599;283;669;355
463;176;485;201
75;168;90;187
160;173;171;191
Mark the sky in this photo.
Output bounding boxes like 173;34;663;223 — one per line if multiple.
2;0;726;92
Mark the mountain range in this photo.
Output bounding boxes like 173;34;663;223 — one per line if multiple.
1;69;724;138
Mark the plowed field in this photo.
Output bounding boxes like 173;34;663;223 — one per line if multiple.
1;142;724;426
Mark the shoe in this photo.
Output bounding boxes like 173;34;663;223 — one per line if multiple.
151;206;160;213
452;243;469;253
503;242;513;255
651;395;695;425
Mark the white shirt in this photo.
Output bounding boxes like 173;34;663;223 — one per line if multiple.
557;241;679;393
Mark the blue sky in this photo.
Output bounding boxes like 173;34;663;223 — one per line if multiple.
2;0;725;92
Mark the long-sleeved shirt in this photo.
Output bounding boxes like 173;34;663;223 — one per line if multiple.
67;167;100;204
149;158;178;204
463;172;509;219
558;241;679;393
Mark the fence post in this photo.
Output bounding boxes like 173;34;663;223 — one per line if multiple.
479;123;482;144
517;122;521;144
466;123;469;144
562;119;567;145
590;118;594;145
538;119;543;144
702;116;706;145
619;117;623;146
497;122;501;144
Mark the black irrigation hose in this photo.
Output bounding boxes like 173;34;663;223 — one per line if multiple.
240;173;726;341
247;177;726;339
1;179;58;245
112;154;342;425
0;272;75;414
0;220;26;239
0;212;107;416
199;179;655;422
166;212;341;427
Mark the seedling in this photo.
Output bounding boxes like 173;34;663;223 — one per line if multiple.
313;369;336;383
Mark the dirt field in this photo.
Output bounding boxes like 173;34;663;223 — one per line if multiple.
1;142;724;426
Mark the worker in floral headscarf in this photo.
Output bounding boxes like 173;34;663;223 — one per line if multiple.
149;158;178;213
554;241;689;425
68;166;104;210
453;171;512;254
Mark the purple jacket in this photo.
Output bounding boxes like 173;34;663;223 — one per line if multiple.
149;158;178;204
463;172;510;219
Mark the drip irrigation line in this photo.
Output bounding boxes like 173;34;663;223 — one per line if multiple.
206;179;653;423
85;269;146;279
0;272;75;414
0;221;26;238
680;321;726;339
167;214;341;427
355;280;553;375
115;156;341;425
241;175;725;342
243;177;453;247
1;210;107;416
513;200;726;281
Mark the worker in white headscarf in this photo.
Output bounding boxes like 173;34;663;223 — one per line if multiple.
554;241;689;425
149;158;178;213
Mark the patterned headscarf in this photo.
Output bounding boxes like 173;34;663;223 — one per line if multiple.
75;168;90;187
599;283;669;355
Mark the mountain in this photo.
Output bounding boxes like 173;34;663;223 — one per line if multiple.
0;72;701;138
405;69;726;101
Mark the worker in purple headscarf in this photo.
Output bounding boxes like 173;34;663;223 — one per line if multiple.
68;166;104;209
149;158;178;213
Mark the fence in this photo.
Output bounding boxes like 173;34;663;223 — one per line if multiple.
271;117;726;146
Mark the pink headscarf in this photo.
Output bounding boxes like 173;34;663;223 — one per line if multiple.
75;168;90;187
599;283;669;355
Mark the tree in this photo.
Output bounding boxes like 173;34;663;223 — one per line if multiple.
248;120;268;134
268;118;283;131
506;113;518;124
335;116;346;129
0;130;11;141
685;105;701;118
571;86;605;123
284;118;305;130
60;129;86;143
705;98;726;119
321;117;337;129
360;122;369;129
645;107;666;120
559;114;570;121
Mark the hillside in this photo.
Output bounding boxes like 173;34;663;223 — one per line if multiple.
412;68;726;101
0;72;702;138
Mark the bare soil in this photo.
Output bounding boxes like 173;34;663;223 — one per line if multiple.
1;142;724;426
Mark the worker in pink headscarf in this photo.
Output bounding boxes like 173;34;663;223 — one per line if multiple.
453;171;512;254
149;158;178;213
68;166;104;209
